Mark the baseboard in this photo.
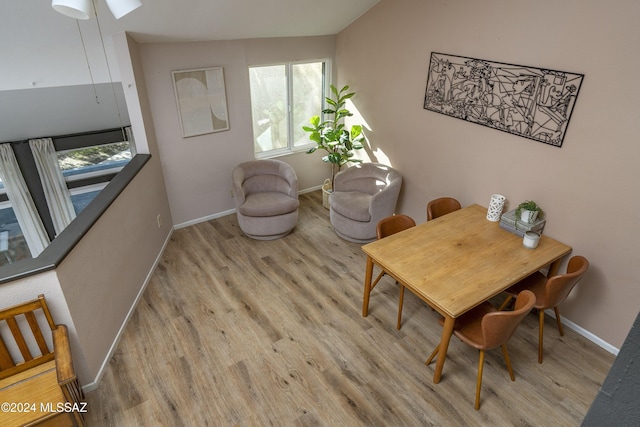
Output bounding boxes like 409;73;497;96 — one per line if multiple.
173;185;323;230
300;185;322;194
174;209;236;229
81;227;175;392
545;308;619;355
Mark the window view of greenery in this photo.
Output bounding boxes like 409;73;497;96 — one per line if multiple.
58;140;133;213
292;62;324;148
0;201;27;267
250;65;287;153
57;141;132;175
0;140;133;267
249;61;325;156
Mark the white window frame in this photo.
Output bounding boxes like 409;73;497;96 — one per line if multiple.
250;58;331;159
68;181;108;197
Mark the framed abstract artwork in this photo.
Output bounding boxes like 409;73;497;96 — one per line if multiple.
172;67;230;137
424;52;583;147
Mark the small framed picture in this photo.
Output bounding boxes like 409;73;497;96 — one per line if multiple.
172;67;230;137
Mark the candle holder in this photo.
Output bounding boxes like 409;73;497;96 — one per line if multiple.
523;231;541;249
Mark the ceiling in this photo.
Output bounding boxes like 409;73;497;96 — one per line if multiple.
1;0;380;91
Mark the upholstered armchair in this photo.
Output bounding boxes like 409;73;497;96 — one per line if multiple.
329;163;403;243
232;159;299;240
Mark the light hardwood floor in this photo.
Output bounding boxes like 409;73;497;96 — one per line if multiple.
85;191;614;426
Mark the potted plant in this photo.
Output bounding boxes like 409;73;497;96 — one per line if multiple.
516;200;542;224
303;84;365;187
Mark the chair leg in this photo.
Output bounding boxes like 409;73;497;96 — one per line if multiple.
498;295;513;311
475;350;485;410
554;306;565;336
538;309;545;363
425;345;439;365
370;270;385;291
501;343;515;381
397;285;405;330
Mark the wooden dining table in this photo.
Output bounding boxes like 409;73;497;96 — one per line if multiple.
361;204;572;383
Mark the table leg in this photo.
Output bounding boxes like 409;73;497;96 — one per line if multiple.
434;315;455;384
547;258;563;277
362;256;374;317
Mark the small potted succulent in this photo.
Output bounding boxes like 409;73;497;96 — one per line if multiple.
516;200;542;224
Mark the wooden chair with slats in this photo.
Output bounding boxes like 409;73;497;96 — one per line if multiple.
0;294;85;426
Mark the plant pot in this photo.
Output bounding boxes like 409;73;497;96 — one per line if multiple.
322;179;332;209
520;209;539;224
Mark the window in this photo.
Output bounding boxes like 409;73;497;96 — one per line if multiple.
0;182;27;266
0;127;135;265
249;60;329;157
69;183;107;215
56;127;135;183
55;127;135;214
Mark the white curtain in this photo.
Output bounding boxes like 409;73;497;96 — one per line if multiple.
29;138;76;236
125;126;136;155
0;144;50;258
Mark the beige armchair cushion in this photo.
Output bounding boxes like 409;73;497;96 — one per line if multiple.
232;159;299;240
330;192;373;222
329;163;402;243
239;192;299;217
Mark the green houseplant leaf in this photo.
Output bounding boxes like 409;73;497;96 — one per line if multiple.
302;84;365;183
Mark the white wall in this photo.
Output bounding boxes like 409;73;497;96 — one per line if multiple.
138;36;336;226
0;1;122;91
54;33;174;386
0;84;128;142
55;158;173;385
336;0;640;349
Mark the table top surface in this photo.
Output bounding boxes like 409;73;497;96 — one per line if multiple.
362;204;572;318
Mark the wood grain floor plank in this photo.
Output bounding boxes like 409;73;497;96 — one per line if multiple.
84;191;614;426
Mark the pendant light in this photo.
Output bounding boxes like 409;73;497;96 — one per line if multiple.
105;0;142;19
51;0;94;20
52;0;141;20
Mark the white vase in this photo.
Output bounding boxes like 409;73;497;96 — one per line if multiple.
520;209;539;224
486;194;506;222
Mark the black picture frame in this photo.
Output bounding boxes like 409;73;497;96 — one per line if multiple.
423;52;584;147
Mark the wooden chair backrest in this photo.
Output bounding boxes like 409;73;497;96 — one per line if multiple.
481;290;535;349
543;255;589;309
376;214;416;239
427;197;462;220
0;294;57;380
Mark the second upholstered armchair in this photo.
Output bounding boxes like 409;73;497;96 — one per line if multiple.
329;163;403;243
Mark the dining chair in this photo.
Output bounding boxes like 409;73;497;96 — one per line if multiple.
426;290;536;410
426;197;461;220
499;255;589;363
370;214;416;329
